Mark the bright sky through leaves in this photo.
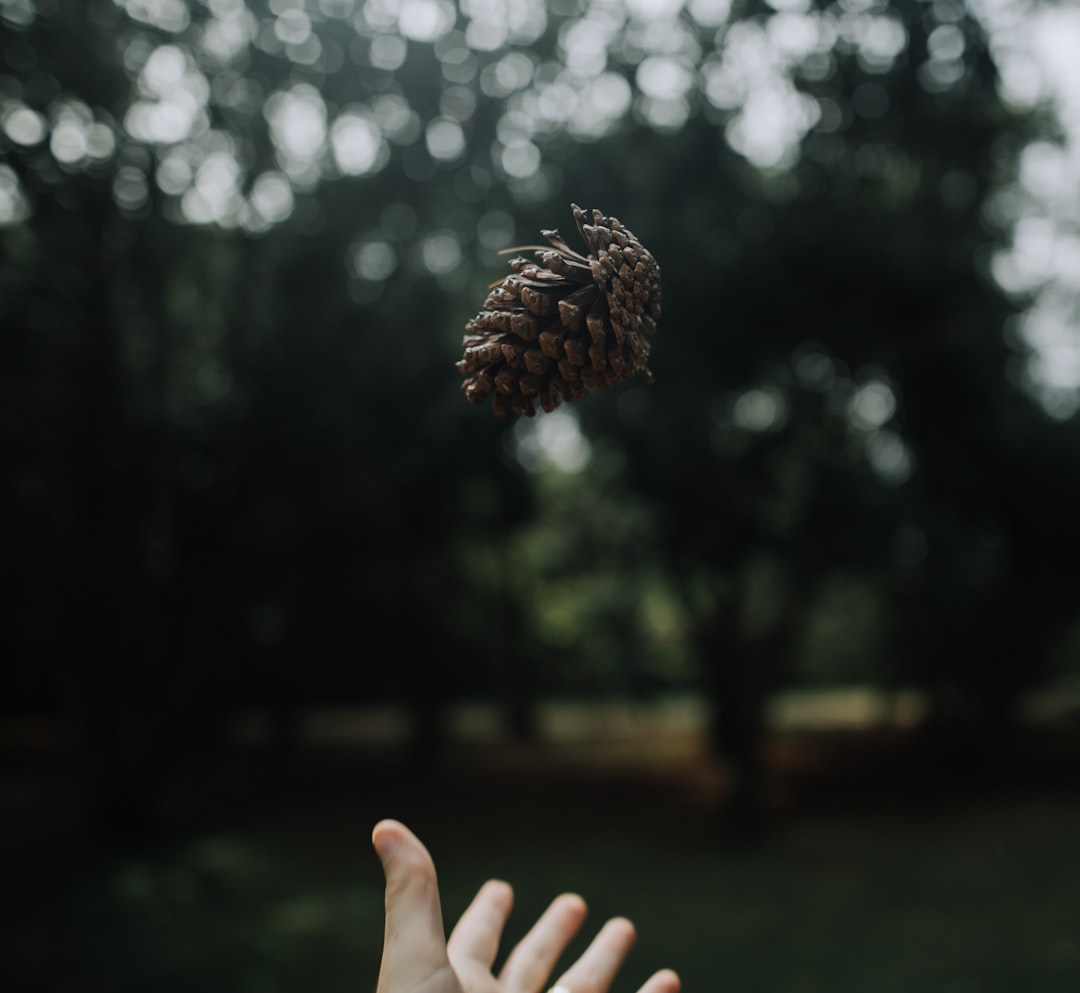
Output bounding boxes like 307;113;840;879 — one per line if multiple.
1;0;1078;417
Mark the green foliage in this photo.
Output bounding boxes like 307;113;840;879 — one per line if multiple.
2;0;1080;835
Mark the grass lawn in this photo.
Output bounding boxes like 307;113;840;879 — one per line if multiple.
3;728;1080;993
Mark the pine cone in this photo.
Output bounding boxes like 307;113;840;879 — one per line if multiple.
457;204;661;419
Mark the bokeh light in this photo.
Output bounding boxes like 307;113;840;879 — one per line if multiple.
0;163;31;226
0;0;1076;415
510;407;592;474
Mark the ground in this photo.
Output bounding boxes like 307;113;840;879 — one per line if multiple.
3;704;1080;993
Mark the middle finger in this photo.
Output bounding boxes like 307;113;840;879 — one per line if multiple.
499;893;588;993
551;917;638;993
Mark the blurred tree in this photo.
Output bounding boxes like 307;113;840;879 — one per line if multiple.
0;0;537;836
560;0;1080;831
2;0;1078;845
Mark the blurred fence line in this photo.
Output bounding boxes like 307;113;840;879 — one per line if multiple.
4;682;1078;755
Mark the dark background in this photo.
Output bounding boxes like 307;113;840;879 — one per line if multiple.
2;1;1079;991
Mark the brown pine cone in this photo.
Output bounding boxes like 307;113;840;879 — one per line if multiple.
457;204;661;419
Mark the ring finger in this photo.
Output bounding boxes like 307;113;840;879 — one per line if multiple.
550;917;637;993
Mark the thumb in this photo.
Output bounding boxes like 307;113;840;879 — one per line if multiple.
373;819;451;988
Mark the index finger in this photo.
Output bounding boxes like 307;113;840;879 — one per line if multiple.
448;879;515;971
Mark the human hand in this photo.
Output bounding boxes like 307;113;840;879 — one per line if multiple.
371;819;680;993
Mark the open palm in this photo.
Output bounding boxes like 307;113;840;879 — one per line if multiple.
372;820;680;993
